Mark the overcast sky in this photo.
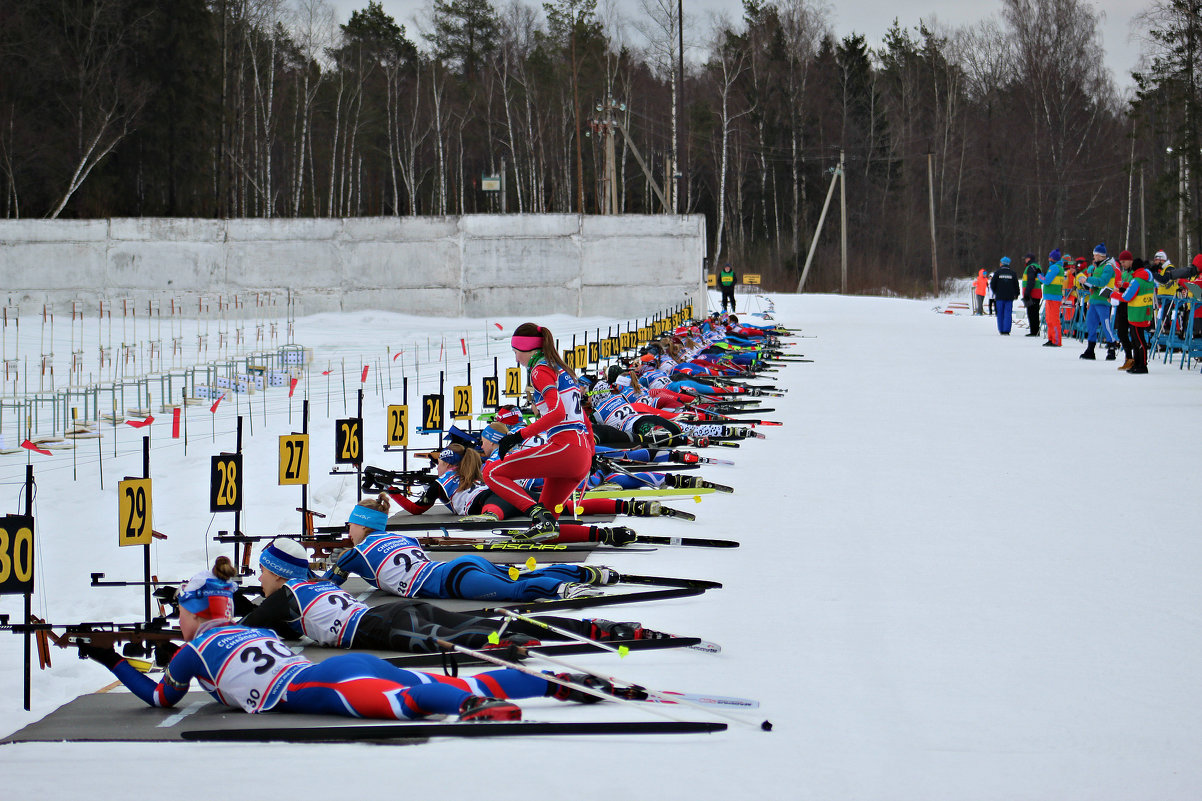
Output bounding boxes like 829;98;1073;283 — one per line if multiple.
326;0;1149;92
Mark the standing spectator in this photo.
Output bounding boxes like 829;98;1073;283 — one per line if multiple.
1081;244;1120;360
1113;250;1136;370
1116;259;1156;374
990;257;1021;335
1021;252;1043;336
718;263;737;312
973;268;989;315
1151;250;1176;340
986;269;997;316
1039;249;1066;347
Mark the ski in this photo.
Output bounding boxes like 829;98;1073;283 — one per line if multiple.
582;487;716;499
616;573;722;590
459;585;706;615
313;517;599;535
668;454;735;466
426;542;653;554
697;480;733;493
180;720;727;742
634;534;738;548
652;505;696;521
382;636;702;668
702;407;776;417
646;691;758;710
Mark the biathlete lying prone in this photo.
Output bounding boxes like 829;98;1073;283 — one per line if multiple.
78;557;616;722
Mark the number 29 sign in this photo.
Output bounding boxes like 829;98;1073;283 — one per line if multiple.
117;478;153;547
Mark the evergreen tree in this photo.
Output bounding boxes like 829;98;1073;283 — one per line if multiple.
1135;0;1202;250
428;0;499;80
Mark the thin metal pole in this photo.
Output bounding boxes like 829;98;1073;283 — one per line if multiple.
142;435;151;622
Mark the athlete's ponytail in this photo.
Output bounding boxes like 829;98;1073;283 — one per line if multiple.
212;556;237;581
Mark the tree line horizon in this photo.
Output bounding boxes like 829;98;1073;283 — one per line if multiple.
1;0;1199;296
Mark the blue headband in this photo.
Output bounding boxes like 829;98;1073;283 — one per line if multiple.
347;504;388;531
481;427;505;444
260;541;312;580
438;448;462;465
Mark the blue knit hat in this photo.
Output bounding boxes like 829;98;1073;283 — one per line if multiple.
1000;256;1011;265
1049;248;1062;262
1093;243;1107;256
260;538;313;580
481;425;505;444
177;570;236;617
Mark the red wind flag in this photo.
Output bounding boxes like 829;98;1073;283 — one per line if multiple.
20;440;52;456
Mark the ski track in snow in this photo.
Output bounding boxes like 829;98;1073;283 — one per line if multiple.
1;293;1201;800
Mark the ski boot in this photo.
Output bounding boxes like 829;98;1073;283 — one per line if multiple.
669;449;700;464
512;504;558;542
596;526;637;546
459;696;522;722
580;565;620;585
1080;344;1096;360
586;618;671;642
628;500;662;517
481;633;541;660
666;473;732;493
546;672;613;704
554;582;606;599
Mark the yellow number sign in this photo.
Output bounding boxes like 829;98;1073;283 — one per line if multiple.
118;478;153;547
387;405;408;447
453;386;473;420
0;515;34;594
279;434;310;485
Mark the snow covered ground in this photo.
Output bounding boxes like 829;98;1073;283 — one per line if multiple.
2;291;1201;800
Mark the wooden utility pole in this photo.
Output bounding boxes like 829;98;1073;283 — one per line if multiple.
676;0;685;214
839;149;847;294
796;157;843;293
927;151;939;296
572;32;585;214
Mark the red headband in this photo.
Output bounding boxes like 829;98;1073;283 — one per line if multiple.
511;333;543;351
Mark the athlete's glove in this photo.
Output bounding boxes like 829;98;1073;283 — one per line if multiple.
497;429;525;457
78;643;122;668
154;640;180;666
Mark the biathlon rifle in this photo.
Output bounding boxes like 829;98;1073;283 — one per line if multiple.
362;464;438;492
0;614;183;668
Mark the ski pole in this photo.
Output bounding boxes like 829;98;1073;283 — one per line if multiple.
514;643;769;730
595;456;660;488
431;639;696;724
493;608;628;657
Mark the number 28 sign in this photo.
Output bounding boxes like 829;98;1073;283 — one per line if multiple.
210;454;243;512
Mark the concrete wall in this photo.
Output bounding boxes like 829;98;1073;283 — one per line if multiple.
0;215;706;318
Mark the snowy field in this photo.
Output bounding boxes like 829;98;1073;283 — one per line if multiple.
2;291;1201;801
